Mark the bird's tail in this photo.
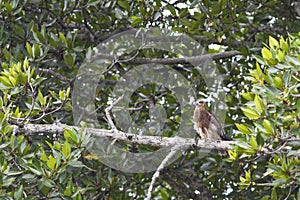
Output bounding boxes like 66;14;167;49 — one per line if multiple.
221;135;232;141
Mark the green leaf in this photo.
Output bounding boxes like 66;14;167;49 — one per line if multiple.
249;136;257;150
63;53;75;67
66;87;71;97
263;119;273;133
0;76;12;87
46;155;56;171
0;140;9;149
87;0;100;7
241;92;254;101
167;5;176;15
261;196;270;200
235;123;251;134
38;90;45;106
245;170;251;180
286;56;300;66
283;71;291;88
274;77;283;89
33;43;41;58
22;174;35;181
3;177;15;187
59;32;67;44
8;76;17;86
269;36;279;49
53;141;61;150
131;16;142;27
5;2;12;13
276;49;285;62
115;7;123;19
45;140;53;149
118;0;130;10
40;151;47;162
236;141;252;149
287;150;300;157
271;188;277;200
256;132;264;146
14;184;23;200
253;55;266;65
2;49;13;61
256;62;263;76
263;85;281;100
272;178;287;187
62;141;71;159
26;42;33;57
280;36;289;53
32;29;44;43
32;77;47;87
180;18;192;27
41;177;55;188
59;90;65;99
254;95;264;113
297;99;300;116
64;180;72;196
4;170;23;176
262;47;272;60
64;129;79;144
0;96;3;107
29;166;42;176
227;150;237;160
70;160;86;168
242;107;260;119
179;8;188;17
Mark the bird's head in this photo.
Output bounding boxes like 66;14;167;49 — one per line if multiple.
193;99;209;108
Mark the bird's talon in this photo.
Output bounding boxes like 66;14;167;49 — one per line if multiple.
194;137;199;146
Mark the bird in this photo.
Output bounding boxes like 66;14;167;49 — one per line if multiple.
193;100;231;142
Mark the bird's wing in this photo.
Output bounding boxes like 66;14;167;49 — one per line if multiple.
207;110;232;141
206;110;226;138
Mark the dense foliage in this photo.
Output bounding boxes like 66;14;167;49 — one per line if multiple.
0;0;300;199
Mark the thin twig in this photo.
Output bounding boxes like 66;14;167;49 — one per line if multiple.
9;89;69;123
283;185;292;200
38;68;70;83
105;95;124;131
30;93;68;122
112;104;145;111
253;182;275;187
145;145;183;200
24;81;36;120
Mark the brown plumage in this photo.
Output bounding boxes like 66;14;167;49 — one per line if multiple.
193;101;230;141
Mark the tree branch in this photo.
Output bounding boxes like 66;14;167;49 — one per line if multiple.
38;68;71;83
12;123;236;151
105;95;124;131
93;51;241;66
123;50;241;65
146;145;182;200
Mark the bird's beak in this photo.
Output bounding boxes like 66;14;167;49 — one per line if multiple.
193;100;199;106
194;99;209;106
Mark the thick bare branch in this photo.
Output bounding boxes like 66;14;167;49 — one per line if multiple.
94;50;241;66
13;123;236;151
123;51;241;65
